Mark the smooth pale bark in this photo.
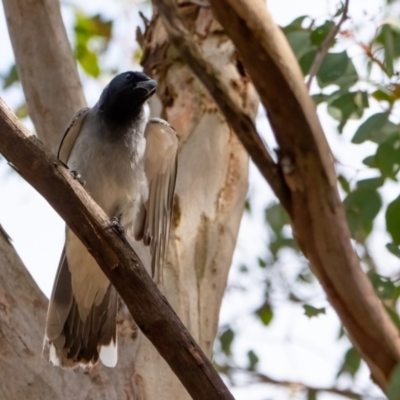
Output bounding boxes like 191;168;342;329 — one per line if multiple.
128;5;257;399
1;0;253;399
2;0;86;154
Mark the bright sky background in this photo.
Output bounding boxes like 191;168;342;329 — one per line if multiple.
0;0;393;399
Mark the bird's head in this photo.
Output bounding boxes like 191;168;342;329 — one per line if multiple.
98;71;157;125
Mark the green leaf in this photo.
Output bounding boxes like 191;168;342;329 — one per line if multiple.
303;304;325;318
297;270;314;284
387;242;400;258
369;272;396;299
14;103;28;119
75;45;100;77
334;56;359;89
338;325;346;339
75;12;113;41
270;237;297;259
327;91;368;132
344;188;382;239
333;3;345;17
310;20;335;46
265;203;291;235
256;303;274;326
356;176;385;189
375;138;400;178
337;347;361;378
219;328;235;356
338;175;351;193
376;22;400;58
382;24;395;77
299;50;317;75
385;305;400;331
362;155;377;168
372;87;396;103
286;31;314;60
247;350;259;371
74;12;113;77
386;196;400;245
352;113;398;144
2;64;19;89
317;51;358;88
282;16;309;33
312;93;330;105
317;51;348;87
307;389;317;400
258;258;267;268
239;264;249;273
387;363;400;400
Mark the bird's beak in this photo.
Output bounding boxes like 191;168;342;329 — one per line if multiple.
136;79;157;98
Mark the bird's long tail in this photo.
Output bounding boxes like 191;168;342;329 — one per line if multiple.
44;248;118;368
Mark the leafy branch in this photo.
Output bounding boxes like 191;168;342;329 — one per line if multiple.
306;0;350;90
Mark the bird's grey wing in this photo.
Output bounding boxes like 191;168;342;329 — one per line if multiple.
57;107;90;164
140;118;178;282
45;247;73;342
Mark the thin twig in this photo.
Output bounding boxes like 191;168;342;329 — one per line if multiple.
235;368;384;400
306;0;350;90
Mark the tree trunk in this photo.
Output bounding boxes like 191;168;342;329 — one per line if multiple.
1;1;255;399
130;5;257;398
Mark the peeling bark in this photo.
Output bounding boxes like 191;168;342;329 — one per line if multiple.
127;5;257;399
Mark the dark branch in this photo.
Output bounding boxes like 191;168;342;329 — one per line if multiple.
152;0;292;212
0;97;234;400
306;0;350;90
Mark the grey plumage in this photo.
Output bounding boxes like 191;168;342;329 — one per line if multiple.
44;71;178;368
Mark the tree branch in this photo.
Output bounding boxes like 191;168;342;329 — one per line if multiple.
3;0;86;154
208;0;400;390
152;0;291;211
0;97;233;400
306;0;350;90
154;0;400;391
225;367;382;400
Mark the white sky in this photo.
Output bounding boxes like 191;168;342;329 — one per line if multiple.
0;0;393;399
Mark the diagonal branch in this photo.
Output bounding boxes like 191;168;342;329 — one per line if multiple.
231;368;382;400
154;0;400;392
0;97;233;400
152;0;291;212
306;0;350;90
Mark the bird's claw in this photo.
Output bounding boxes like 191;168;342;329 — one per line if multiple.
71;170;85;186
110;217;125;236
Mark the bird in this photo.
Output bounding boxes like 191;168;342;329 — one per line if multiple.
44;71;178;368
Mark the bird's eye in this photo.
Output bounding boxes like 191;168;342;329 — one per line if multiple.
125;73;133;81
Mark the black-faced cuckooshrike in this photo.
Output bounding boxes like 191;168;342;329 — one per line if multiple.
44;71;178;368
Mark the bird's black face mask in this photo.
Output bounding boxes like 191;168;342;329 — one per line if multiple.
98;71;157;125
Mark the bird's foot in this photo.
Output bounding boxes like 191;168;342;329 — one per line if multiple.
70;170;85;186
110;216;125;236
